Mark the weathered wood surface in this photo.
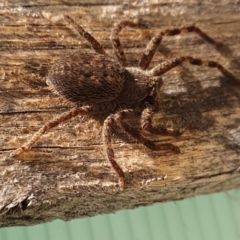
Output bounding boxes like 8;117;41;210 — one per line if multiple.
0;0;239;227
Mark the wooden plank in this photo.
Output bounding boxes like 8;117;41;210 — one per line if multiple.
0;0;239;227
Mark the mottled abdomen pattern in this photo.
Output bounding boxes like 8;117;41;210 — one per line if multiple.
47;51;125;104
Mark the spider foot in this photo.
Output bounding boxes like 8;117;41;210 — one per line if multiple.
156;143;181;154
146;140;180;154
118;176;125;191
10;146;28;157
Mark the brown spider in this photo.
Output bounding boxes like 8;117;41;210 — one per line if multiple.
12;15;239;190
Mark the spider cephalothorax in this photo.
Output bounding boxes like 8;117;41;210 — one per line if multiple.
12;15;240;190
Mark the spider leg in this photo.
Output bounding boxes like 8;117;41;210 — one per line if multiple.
64;15;108;56
11;106;90;157
150;56;240;83
103;109;180;190
103;114;125;190
139;26;222;70
116;109;180;153
110;21;140;67
141;103;188;136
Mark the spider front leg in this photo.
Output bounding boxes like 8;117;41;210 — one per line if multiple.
139;25;222;70
11;106;90;157
141;102;188;136
103;109;180;190
150;56;240;83
102;115;125;190
114;109;180;152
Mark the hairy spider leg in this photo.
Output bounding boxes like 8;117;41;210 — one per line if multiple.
102;115;125;190
109;20;222;70
11;107;90;157
139;25;222;70
150;56;240;83
103;109;180;190
115;109;180;153
64;15;108;56
110;20;140;67
141;102;188;136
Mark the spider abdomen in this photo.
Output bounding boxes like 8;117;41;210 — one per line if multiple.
47;51;125;104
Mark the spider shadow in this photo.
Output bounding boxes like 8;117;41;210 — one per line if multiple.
216;43;240;76
112;71;239;163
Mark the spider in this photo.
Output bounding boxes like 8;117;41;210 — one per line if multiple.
12;15;239;190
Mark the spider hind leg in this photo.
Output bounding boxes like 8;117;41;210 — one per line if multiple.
11;107;89;157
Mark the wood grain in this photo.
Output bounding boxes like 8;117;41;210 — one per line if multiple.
0;0;239;227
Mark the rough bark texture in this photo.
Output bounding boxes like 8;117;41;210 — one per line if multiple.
0;0;240;227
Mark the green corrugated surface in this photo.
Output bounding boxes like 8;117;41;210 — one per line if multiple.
1;190;240;240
